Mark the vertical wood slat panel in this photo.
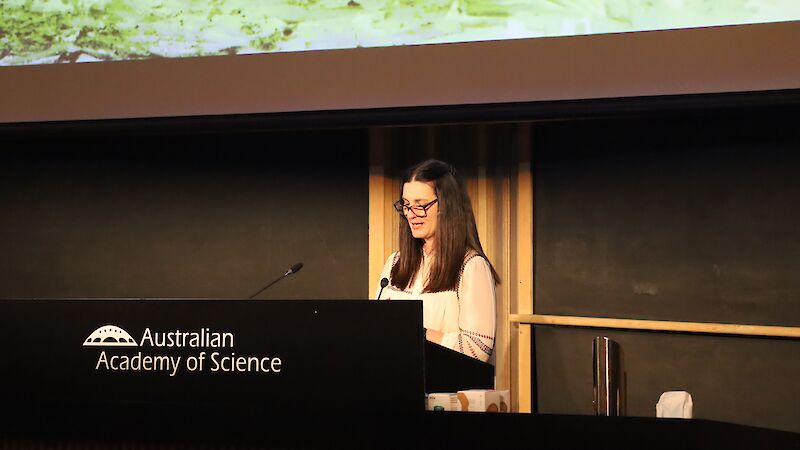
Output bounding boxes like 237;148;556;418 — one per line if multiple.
512;123;534;413
515;123;534;314
476;125;489;257
473;125;502;385
389;167;400;256
368;128;387;298
495;154;513;392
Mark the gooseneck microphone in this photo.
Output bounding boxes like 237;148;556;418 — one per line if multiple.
248;262;304;299
377;277;389;300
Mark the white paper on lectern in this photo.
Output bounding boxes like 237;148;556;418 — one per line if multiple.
656;391;693;419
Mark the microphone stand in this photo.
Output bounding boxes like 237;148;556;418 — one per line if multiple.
249;263;303;299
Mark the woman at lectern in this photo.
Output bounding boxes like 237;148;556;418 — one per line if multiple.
375;159;499;363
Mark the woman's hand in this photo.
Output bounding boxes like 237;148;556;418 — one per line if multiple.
425;328;444;344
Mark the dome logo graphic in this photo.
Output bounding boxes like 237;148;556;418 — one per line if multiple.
83;325;138;347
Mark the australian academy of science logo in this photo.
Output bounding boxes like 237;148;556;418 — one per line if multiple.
83;325;138;347
82;325;282;377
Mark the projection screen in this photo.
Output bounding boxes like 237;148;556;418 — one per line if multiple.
1;1;799;123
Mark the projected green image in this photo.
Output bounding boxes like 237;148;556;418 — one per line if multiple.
1;0;798;66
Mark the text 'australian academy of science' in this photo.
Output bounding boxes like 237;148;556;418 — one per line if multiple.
92;328;282;376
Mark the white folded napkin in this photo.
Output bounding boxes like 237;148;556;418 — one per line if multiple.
656;391;693;419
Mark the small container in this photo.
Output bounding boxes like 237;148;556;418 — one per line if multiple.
593;336;625;416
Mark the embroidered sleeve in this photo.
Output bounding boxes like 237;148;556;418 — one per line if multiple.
439;255;496;362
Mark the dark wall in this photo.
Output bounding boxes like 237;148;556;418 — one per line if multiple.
532;109;800;432
0;128;368;300
534;326;800;433
534;113;800;325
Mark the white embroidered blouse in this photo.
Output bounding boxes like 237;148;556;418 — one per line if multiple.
375;251;496;363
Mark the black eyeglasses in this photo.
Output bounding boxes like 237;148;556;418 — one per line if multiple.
393;199;438;218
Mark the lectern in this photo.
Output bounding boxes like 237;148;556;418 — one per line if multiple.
1;299;797;450
0;298;493;418
0;298;427;425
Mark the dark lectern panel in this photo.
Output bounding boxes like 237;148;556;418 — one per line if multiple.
2;409;798;450
424;340;494;393
534;325;800;434
0;299;424;420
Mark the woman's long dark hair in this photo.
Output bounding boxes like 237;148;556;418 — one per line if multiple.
391;159;500;292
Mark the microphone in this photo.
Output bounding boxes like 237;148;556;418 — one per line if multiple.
248;262;304;299
377;277;389;300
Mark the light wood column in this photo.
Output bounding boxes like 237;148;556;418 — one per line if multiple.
510;123;534;413
369;128;393;297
